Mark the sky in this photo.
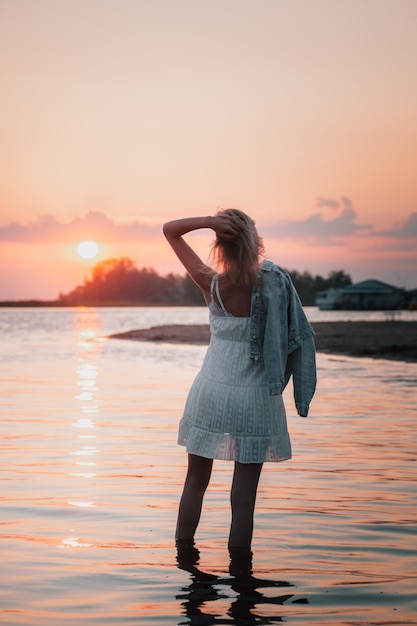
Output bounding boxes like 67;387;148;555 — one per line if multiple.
1;0;416;300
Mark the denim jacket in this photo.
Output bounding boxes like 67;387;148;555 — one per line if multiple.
249;260;316;417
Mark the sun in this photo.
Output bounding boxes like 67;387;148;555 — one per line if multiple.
77;240;99;260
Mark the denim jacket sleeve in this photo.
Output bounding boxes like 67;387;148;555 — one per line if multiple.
250;260;317;417
284;337;317;417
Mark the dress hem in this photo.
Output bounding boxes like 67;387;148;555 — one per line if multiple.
178;441;292;463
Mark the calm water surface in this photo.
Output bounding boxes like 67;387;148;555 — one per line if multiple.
1;307;416;625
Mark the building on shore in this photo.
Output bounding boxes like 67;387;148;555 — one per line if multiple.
316;279;409;311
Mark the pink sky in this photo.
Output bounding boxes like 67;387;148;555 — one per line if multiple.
1;0;416;300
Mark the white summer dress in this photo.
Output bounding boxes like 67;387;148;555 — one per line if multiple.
178;274;292;463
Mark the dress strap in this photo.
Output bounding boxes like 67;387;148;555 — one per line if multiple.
210;274;228;315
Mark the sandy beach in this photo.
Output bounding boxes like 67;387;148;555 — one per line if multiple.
110;320;417;362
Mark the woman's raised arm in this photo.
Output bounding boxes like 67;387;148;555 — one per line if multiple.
163;215;238;292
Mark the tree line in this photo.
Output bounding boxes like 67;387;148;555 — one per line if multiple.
57;257;352;306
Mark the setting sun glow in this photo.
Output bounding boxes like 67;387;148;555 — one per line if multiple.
77;241;99;260
1;2;417;301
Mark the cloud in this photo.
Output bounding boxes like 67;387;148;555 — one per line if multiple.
0;211;160;243
264;196;373;243
2;201;416;251
375;212;417;239
314;196;343;210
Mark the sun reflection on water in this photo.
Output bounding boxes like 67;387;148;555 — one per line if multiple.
60;536;92;548
67;308;103;517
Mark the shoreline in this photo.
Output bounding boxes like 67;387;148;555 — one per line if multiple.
109;320;417;363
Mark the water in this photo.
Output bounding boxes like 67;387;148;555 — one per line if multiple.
1;307;416;625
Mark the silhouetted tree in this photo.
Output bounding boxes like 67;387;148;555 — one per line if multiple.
327;270;351;289
182;274;205;305
285;268;352;305
58;257;352;306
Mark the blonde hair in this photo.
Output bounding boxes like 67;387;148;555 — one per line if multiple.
211;208;264;287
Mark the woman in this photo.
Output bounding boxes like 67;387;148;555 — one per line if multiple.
163;209;316;564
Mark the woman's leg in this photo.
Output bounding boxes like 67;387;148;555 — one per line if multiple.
228;461;263;549
175;453;213;542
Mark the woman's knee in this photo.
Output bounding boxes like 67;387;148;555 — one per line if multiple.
231;462;262;507
185;454;213;492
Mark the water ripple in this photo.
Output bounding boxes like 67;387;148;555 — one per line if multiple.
0;309;416;624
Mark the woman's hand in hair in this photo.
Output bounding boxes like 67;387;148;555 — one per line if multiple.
211;215;240;241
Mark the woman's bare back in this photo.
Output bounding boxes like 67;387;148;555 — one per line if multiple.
212;274;253;317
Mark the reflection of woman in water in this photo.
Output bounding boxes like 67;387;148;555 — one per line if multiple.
163;209;316;565
176;553;298;625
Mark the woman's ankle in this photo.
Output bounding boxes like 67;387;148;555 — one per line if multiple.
175;537;195;548
228;546;253;577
